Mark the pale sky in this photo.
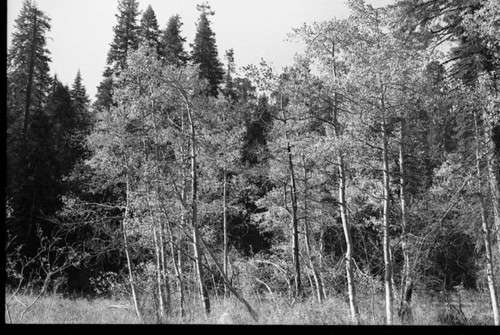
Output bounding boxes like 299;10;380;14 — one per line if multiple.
7;0;394;101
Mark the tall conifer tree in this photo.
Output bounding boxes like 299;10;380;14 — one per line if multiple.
6;0;52;255
191;3;224;97
95;0;140;110
106;0;140;73
139;5;161;52
7;0;51;135
161;15;189;66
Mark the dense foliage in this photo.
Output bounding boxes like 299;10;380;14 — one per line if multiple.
6;0;500;325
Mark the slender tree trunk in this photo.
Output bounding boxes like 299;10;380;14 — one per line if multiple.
153;226;166;321
330;41;359;322
474;112;499;326
158;220;171;316
302;156;325;303
398;120;413;324
223;166;229;297
382;107;393;325
123;177;143;322
164;214;185;317
187;104;210;315
281;94;302;299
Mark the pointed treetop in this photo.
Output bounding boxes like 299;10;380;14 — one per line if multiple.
191;3;224;96
106;0;141;73
161;14;189;66
139;4;161;49
71;69;89;107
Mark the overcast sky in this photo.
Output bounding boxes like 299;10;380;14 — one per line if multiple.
7;0;393;100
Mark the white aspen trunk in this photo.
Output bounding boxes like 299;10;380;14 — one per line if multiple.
398;120;413;324
338;153;359;324
382;108;393;325
123;177;143;322
153;226;166;320
474;112;500;326
187;103;210;315
164;214;185;317
302;157;325;303
331;40;359;322
158;220;171;315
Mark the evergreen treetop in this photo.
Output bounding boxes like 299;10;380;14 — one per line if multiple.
106;0;141;73
161;14;189;66
139;4;161;52
191;3;224;97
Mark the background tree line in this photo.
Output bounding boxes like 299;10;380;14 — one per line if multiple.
6;0;500;325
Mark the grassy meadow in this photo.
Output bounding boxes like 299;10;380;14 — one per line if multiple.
4;289;496;325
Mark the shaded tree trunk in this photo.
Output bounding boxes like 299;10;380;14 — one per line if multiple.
281;94;302;299
484;110;500;255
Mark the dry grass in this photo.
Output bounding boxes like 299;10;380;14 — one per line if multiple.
4;289;496;325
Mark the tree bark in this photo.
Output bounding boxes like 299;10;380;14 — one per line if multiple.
187;103;210;315
158;220;171;315
398;120;413;324
330;40;359;323
302;156;325;303
281;93;302;299
153;226;166;321
123;177;143;322
474;112;499;326
223;166;229;297
382;105;393;325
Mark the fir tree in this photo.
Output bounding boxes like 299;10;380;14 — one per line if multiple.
7;0;51;135
161;14;189;66
139;4;161;53
95;0;140;110
106;0;140;73
6;0;52;255
71;70;90;117
191;3;224;97
69;71;92;158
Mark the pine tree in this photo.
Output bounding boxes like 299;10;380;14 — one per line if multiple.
7;0;51;136
191;3;224;97
71;70;90;121
95;0;140;110
6;0;52;256
139;5;161;53
106;0;140;73
160;14;189;66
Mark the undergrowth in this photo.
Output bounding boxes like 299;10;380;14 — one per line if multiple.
4;289;496;325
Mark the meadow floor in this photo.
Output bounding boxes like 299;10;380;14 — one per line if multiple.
4;289;496;325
